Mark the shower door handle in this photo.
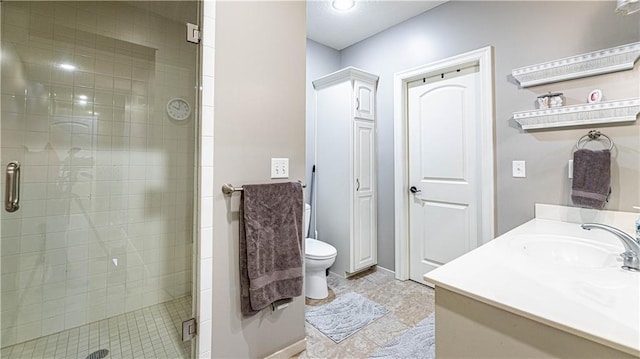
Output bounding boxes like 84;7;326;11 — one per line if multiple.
5;161;21;212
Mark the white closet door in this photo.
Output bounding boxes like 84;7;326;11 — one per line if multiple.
353;120;376;272
353;80;375;120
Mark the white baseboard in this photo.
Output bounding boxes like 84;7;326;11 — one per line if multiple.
263;338;306;359
331;265;396;279
375;265;395;276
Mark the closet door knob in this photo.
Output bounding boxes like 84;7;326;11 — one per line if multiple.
409;186;421;194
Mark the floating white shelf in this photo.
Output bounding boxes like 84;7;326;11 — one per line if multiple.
513;98;640;130
512;42;640;87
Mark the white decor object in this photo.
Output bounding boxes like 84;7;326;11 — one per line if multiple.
537;92;564;109
549;96;564;108
512;42;640;87
513;98;640;130
588;89;603;103
313;67;378;277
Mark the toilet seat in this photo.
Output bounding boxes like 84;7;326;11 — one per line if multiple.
305;238;337;260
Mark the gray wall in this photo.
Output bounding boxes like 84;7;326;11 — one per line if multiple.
213;2;306;357
306;40;341;235
307;1;640;271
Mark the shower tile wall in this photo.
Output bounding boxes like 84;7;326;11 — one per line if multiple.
1;1;197;347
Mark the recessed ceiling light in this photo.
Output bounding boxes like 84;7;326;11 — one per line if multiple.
332;0;355;11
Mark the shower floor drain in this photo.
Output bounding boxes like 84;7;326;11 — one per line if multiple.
86;349;109;359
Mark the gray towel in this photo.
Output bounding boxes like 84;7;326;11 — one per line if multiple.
571;149;611;209
239;182;303;316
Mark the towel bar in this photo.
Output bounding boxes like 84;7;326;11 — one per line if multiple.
576;130;614;151
222;181;306;196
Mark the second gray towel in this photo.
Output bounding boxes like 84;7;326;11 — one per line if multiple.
571;148;611;209
239;182;303;316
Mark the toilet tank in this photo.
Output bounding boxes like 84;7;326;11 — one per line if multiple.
304;203;311;237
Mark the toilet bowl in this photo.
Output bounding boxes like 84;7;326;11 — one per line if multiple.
304;203;337;299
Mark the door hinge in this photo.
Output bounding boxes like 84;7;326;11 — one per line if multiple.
186;23;200;44
182;318;197;341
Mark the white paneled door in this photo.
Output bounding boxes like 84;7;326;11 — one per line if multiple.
353;120;376;271
407;67;482;283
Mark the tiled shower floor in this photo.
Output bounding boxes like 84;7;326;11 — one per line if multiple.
1;296;192;359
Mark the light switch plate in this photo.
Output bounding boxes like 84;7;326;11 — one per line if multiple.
512;160;526;178
271;158;289;179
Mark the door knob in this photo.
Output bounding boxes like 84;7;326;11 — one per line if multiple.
409;186;421;194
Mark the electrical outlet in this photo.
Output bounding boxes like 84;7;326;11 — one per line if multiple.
271;158;289;179
512;160;526;178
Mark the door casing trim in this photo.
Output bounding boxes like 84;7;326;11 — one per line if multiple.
392;46;496;280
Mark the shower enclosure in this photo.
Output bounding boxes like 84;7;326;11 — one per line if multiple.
1;1;199;358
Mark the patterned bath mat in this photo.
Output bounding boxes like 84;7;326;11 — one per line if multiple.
305;292;389;343
369;313;435;359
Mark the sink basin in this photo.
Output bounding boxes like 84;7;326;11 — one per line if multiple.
509;234;620;268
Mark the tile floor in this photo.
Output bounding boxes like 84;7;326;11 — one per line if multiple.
297;268;435;358
1;296;192;359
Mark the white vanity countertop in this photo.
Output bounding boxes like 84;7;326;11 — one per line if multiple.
424;210;640;356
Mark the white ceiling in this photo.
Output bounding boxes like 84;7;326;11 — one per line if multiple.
307;0;447;51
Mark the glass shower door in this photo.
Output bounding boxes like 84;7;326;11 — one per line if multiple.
1;2;199;358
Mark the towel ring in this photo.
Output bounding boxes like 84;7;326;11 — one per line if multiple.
576;130;614;151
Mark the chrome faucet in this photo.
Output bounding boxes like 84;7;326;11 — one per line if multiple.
582;223;640;272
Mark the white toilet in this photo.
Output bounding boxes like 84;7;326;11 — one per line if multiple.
304;203;337;299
